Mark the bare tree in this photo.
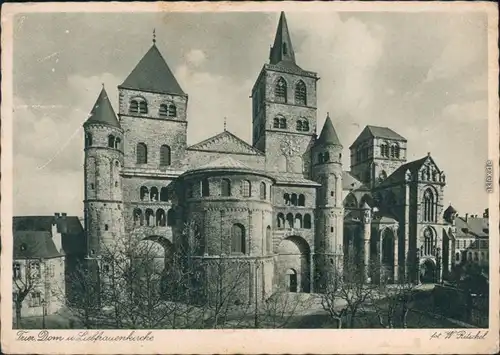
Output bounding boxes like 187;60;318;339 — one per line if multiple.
13;260;44;328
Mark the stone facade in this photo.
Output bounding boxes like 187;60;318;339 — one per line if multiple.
83;12;455;301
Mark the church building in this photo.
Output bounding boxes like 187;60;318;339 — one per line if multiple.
82;12;453;302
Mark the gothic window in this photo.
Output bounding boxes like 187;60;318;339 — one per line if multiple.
160;145;171;166
279;117;287;129
13;263;21;280
344;193;358;208
129;99;139;114
150;187;158;201
221;178;231;197
298;194;305;206
145;209;154;226
260;182;267;199
275;77;287;103
295;214;303;228
295;80;307;106
85;133;93;147
240;180;251;197
277;213;285;228
231;224;246;254
286;213;294;228
273;117;280;128
167;208;175;226
291;193;298;206
156;209;166;227
133;208;143;226
136;143;148;164
201;178;210;197
266;226;273;254
159;104;168;117
160;187;169;202
423;228;433;255
423;188;436;222
140;186;149;201
114;137;121;150
108;135;115;148
304;214;312;229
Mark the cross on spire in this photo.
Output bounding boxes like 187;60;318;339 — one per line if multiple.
224;117;227;131
153;28;156;44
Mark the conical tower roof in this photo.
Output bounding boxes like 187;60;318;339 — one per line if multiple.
84;87;120;128
120;44;185;96
316;114;341;146
269;12;296;65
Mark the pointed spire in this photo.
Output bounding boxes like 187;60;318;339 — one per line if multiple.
84;87;120;128
316;113;342;146
269;12;296;65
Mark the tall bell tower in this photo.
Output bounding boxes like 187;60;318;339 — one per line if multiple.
251;12;319;176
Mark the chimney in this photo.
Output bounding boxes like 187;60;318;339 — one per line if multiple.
51;221;63;253
465;213;468;222
55;212;60;217
59;212;68;234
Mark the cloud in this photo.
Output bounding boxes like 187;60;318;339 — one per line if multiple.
441;100;488;122
185;49;207;67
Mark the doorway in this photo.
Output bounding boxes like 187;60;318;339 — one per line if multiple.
286;269;298;292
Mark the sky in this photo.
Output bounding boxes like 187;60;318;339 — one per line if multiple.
12;10;490;217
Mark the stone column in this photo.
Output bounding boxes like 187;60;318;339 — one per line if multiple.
363;208;372;282
309;252;314;293
404;181;411;282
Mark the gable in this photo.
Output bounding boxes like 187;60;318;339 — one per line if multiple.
187;131;264;156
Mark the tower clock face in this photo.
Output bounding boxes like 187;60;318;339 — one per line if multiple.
280;139;299;157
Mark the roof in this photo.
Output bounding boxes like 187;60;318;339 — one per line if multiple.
273;174;321;187
342;171;369;191
120;44;185;96
13;216;86;256
455;216;489;238
14;231;63;259
379;154;439;187
269;12;297;66
316;115;342;146
183;156;272;180
84;87;121;128
187;130;264;156
350;125;406;149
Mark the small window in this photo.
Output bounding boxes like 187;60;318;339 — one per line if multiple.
104;224;109;231
324;151;330;162
304;214;312;229
30;292;41;307
160;187;169;202
160;145;171;166
260;182;267;199
273;118;280;128
136;143;148;164
85;133;93;147
221;179;231;197
90;183;95;190
114;137;121;150
202;179;210;197
330;227;334;233
159;104;168;117
30;262;41;279
231;224;246;254
241;180;251;197
108;135;115;148
168;104;177;117
13;263;21;280
130;100;139;114
298;194;305;206
156;209;166;227
279;117;287;129
139;100;148;114
150;187;158;201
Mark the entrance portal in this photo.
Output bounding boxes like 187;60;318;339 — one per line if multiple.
420;258;436;284
286;269;298;292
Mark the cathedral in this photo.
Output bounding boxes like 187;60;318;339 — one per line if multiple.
82;12;453;302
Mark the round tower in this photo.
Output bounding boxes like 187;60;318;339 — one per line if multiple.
312;113;344;291
83;87;125;259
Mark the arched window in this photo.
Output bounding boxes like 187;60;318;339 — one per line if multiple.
296;120;303;131
156;209;166;227
150;187;158;201
241;180;251;197
392;144;400;158
423;228;433;255
284;193;290;205
304;214;312;229
231;224;246;254
266;226;273;254
140;186;149;201
85;133;93;147
136;143;147;164
295;214;303;228
380;142;389;158
160;145;171;166
275;77;287;103
260;182;266;199
302;120;309;131
318;153;324;164
202;178;210;197
455;252;460;262
295;80;307;105
159;104;168;117
277;213;285;228
108;135;115;148
273;117;280;128
298;194;305;206
114;137;121;150
423;188;436;222
168;104;177;117
130;100;139;114
160;187;169;202
167;208;175;226
474;252;479;261
324;151;330;162
145;209;154;226
221;178;231;197
286;213;294;228
139;100;148;114
344;194;357;208
279;117;287;129
291;193;298;206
